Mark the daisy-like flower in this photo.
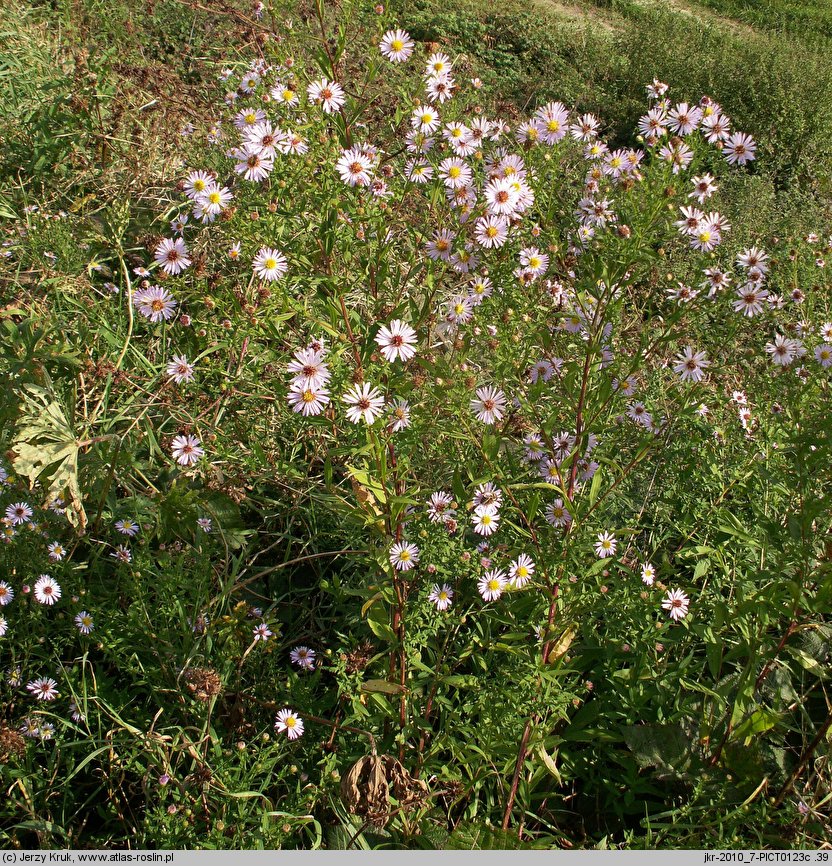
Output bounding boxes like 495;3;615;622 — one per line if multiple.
196;183;233;216
471;504;500;536
233;143;274;182
667;102;702;135
473;482;503;509
6;502;33;525
379;28;414;63
197;517;212;533
428;583;454;611
815;345;832;368
343;382;385;425
701;112;731;143
425;52;452;78
47;541;66;561
0;616;6;637
154;238;191;276
412;104;440;134
27;677;60;701
252;247;288;282
253;622;273;641
336;147;374;187
595;531;617;559
405;158;433;183
732;285;769;317
478;569;507;601
287;348;330;390
243;121;285;157
509;554;535;588
134;285;178;322
34;574;61;605
115;519;139;536
166;354;195;384
447;294;474;324
427;492;455;523
641;562;656;586
723;132;756;166
271;84;300;107
389;399;411;432
819;322;832;341
171;434;204;466
438;157;472;190
662;588;690;621
390;541;419;571
290;646;316;670
110;544;132;563
470;386;506;424
689;174;718;203
184;170;214;199
484;177;520;215
546;498;572;528
474;215;509;249
275;708;304;739
287;384;330;417
375;320;418;363
0;581;13;606
75;610;94;634
425;228;455;261
765;334;798;367
737;246;769;274
426;72;455;104
673;347;710;383
69;700;85;722
307;78;345;114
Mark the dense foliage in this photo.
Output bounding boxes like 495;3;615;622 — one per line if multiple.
0;0;830;850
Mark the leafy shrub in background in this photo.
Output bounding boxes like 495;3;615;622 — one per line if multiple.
0;0;830;850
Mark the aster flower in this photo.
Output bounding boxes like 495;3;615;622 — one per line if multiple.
195;183;233;216
6;502;33;525
0;617;6;637
233;143;274;181
379;28;414;63
47;541;66;561
765;335;798;367
0;581;14;605
154;238;191;275
546;498;572;528
253;622;273;641
166;354;195;384
171;434;204;466
287;385;330;417
290;646;316;670
390;541;419;571
275;708;304;739
641;562;656;586
252;247;288;282
287;348;330;390
110;544;132;564
509;554;535;588
673;347;710;383
471;504;500;536
115;519;139;536
389;399;411;432
34;574;61;605
662;588;690;621
595;532;617;559
470;386;506;424
197;517;212;533
27;677;60;701
427;584;453;612
478;569;507;601
75;611;94;634
375;320;418;363
336;147;374;187
307;78;345;113
134;285;177;322
723;132;756;166
343;382;385;425
184;170;214;199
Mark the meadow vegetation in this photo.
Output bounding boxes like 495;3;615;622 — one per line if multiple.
0;0;830;851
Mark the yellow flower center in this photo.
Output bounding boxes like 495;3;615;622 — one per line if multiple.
399;550;411;561
264;258;276;270
285;717;296;728
448;166;461;179
487;579;500;591
391;39;404;51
